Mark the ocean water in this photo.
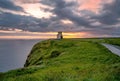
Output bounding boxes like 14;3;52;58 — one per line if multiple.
0;39;42;72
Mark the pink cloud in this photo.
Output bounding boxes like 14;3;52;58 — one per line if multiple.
77;0;113;14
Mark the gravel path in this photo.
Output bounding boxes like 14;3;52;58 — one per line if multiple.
101;43;120;56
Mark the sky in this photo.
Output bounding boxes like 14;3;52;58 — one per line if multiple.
0;0;120;39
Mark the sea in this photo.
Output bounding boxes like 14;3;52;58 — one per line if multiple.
0;39;43;72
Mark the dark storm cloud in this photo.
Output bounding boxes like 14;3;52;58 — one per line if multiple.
0;13;20;26
0;12;38;30
0;12;55;32
93;0;120;25
41;0;90;27
17;0;40;4
0;0;120;37
87;0;120;36
43;0;119;32
0;0;23;11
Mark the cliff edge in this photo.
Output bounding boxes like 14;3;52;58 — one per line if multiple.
0;39;120;81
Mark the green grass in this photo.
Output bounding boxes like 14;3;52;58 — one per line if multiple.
0;38;120;81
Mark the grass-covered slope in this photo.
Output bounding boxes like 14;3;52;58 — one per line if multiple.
0;38;120;81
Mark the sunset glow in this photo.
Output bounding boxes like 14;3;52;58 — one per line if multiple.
0;30;95;39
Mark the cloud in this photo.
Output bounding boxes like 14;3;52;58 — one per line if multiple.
0;0;120;37
77;0;102;14
15;0;40;4
0;12;56;32
41;0;91;27
97;0;120;25
0;12;40;30
14;0;54;18
88;0;120;34
0;0;23;11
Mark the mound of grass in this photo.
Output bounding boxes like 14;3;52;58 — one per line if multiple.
0;38;120;81
104;38;120;46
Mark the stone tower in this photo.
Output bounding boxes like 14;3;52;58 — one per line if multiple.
57;32;63;39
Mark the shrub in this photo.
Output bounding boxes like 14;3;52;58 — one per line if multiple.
50;51;61;58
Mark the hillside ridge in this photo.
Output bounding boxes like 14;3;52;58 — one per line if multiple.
0;38;120;81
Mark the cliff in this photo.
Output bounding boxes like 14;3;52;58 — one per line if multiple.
0;38;120;81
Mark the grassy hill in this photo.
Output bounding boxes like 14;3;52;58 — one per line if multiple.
0;38;120;81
